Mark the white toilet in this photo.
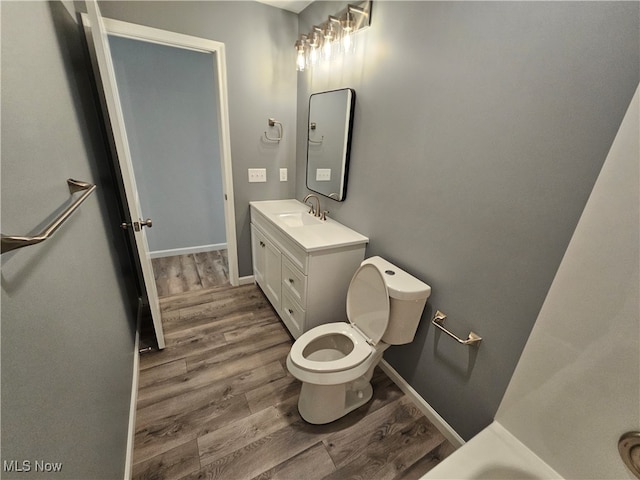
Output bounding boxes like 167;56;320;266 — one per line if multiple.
286;256;431;424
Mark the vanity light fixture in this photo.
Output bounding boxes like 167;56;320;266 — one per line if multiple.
322;18;337;61
295;1;372;72
308;27;322;67
341;8;355;53
295;35;307;71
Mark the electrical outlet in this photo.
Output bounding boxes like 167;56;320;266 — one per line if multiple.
279;168;288;182
248;168;267;183
316;168;331;181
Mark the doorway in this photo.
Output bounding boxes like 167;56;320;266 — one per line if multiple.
100;17;239;288
83;11;237;350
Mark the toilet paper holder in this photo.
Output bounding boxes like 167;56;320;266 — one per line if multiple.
431;310;482;346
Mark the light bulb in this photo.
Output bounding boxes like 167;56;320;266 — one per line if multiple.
296;50;305;71
295;39;306;72
323;21;336;61
342;30;353;53
308;46;318;66
341;10;355;54
308;30;320;67
322;39;332;61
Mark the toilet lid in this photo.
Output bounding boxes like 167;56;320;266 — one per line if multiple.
346;263;390;345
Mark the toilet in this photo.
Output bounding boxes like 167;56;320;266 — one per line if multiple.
286;256;431;424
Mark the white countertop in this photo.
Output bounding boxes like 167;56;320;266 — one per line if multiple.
249;199;369;252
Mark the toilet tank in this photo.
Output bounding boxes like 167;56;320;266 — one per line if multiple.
361;256;431;345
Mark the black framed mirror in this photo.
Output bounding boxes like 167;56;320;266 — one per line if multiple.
306;88;355;201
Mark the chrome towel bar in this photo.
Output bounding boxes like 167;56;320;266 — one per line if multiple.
431;310;482;346
1;179;97;254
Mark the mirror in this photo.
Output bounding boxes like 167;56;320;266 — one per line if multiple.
306;88;355;201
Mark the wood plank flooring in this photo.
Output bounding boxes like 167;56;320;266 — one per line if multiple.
134;255;455;479
152;250;229;297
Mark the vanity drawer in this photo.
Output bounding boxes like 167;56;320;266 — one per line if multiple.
282;256;307;307
281;290;305;339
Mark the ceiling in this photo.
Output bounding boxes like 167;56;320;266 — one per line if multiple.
255;0;315;14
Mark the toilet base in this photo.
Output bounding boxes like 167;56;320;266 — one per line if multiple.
298;380;374;424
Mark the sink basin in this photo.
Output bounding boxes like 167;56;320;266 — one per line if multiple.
276;212;323;227
250;200;369;251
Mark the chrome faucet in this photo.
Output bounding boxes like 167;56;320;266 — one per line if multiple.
303;194;321;217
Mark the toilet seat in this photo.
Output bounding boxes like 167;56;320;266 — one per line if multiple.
289;322;372;373
289;263;391;374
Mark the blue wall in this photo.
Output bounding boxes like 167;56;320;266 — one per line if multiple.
110;35;226;254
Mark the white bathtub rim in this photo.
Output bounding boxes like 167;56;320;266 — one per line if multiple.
421;421;564;479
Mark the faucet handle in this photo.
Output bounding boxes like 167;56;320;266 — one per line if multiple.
320;210;329;221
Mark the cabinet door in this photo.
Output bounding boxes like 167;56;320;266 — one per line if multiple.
263;236;282;309
251;224;266;287
251;224;282;309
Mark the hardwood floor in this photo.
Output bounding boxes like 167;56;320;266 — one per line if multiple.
152;250;230;297
134;264;455;479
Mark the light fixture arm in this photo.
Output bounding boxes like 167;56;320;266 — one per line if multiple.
348;4;369;18
293;0;372;72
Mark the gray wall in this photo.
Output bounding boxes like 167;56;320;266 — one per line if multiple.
1;1;139;478
98;0;299;276
109;35;226;255
51;0;639;449
297;1;639;439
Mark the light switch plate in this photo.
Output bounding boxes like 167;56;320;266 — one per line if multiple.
316;168;331;181
248;168;267;183
279;168;288;182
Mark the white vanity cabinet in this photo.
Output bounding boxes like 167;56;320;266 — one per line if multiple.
250;200;368;339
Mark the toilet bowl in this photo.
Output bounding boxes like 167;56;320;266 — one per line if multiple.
286;256;431;424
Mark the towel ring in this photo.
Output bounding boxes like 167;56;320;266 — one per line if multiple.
264;118;283;142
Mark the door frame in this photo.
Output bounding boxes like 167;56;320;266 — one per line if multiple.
84;15;240;288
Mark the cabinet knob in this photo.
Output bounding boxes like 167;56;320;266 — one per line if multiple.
259;241;265;247
288;278;294;284
287;308;294;314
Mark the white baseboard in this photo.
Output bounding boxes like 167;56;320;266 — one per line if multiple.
379;359;465;448
150;243;227;259
238;275;255;286
124;301;142;480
